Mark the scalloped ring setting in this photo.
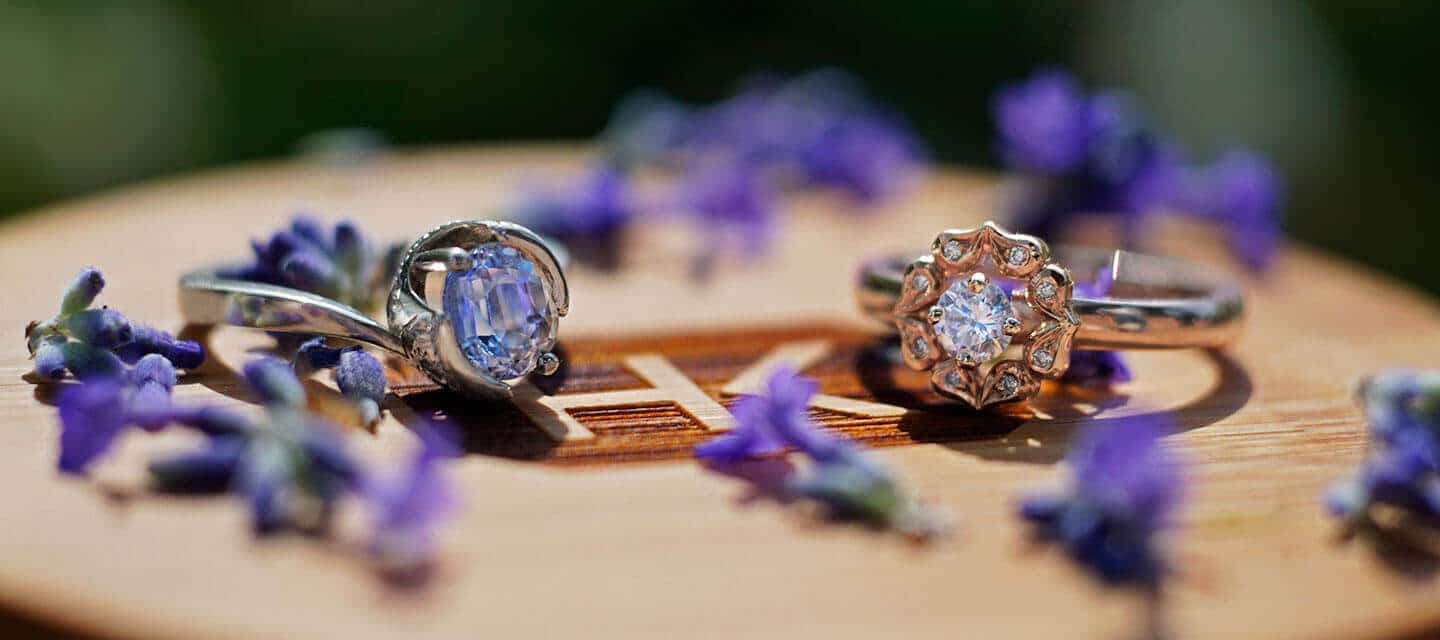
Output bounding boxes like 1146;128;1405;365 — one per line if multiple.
857;221;1245;409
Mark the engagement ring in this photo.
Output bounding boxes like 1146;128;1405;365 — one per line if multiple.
180;220;569;399
856;221;1243;408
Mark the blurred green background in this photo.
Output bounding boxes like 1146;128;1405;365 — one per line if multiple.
2;2;1437;293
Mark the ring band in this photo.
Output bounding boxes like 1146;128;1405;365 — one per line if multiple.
855;221;1244;408
179;220;571;399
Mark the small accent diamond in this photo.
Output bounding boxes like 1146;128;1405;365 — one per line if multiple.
1032;350;1054;368
1035;281;1057;301
942;240;963;262
912;273;930;292
1007;245;1029;266
996;374;1020;398
944;370;961;388
911;337;929;358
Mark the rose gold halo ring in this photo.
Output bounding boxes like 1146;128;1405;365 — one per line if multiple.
855;221;1244;409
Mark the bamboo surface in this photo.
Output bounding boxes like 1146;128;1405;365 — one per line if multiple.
1;145;1438;639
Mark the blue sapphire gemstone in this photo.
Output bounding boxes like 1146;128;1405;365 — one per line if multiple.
441;243;556;380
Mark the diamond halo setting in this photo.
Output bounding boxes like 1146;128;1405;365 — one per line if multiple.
891;221;1080;409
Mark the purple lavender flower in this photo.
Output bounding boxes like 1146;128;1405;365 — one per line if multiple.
797;113;923;204
56;381;132;475
1327;427;1440;520
1019;417;1182;585
244;357;306;409
993;69;1100;175
54;355;182;474
296;337;387;425
114;324;205;369
1182;148;1283;271
59;267;105;315
60;309;133;348
59;342;126;381
147;357;362;535
31;335;68;380
677;159;777;258
515;164;636;270
128;354;177;430
601;89;695;167
1327;370;1440;522
994;69;1181;247
27;267;204;382
365;423;460;579
696;366;836;463
226;216;385;310
697;367;948;539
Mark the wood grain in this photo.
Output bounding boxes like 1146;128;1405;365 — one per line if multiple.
0;145;1438;639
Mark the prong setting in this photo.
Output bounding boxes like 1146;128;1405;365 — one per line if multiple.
538;352;561;375
966;272;988;294
387;220;568;399
891;221;1079;408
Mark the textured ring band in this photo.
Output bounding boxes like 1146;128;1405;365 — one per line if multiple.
179;220;570;399
855;221;1244;408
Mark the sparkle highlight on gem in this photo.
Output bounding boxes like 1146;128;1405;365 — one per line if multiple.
442;242;556;380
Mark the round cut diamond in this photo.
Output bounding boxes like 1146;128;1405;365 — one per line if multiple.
912;273;930;292
1006;245;1029;266
996;374;1019;397
935;275;1015;364
442;242;556;380
941;240;963;262
1035;281;1057;301
1032;350;1054;368
911;337;929;358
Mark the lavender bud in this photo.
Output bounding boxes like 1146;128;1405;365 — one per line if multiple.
289;215;332;252
56;380;130;475
60;342;126;381
337;349;386;425
113;324;173;364
165;339;205;370
33;339;68;380
280;250;340;295
333;220;368;276
59;267;105;315
128;355;178;429
132;353;177;390
62;309;133;348
242;358;306;408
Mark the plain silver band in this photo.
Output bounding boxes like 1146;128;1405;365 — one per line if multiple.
857;247;1244;350
178;272;405;352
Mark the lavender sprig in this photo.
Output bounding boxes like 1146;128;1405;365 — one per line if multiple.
1327;370;1440;522
225;216;393;311
26;267;204;381
147;358;365;536
697;367;949;541
993;67;1283;271
365;423;460;580
1018;417;1182;586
